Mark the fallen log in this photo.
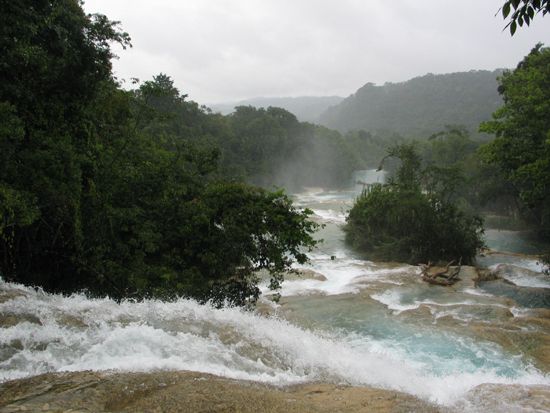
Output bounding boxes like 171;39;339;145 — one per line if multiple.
421;276;457;286
419;258;462;286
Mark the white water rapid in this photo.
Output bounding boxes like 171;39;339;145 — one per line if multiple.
1;172;549;412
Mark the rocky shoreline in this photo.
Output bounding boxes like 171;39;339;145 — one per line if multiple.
0;370;441;413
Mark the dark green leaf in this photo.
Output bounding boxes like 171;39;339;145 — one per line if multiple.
503;2;511;17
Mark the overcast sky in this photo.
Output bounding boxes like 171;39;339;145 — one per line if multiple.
83;0;549;104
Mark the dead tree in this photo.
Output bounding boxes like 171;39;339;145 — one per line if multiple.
419;257;462;286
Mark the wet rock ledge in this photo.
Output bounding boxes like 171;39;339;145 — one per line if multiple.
0;370;440;413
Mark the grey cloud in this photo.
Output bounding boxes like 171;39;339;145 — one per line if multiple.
85;0;550;103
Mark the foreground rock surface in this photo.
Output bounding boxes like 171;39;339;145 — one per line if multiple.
0;370;441;413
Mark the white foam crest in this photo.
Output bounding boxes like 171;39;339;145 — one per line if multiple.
293;190;355;203
341;331;549;406
515;259;546;274
274;259;411;297
432;308;474;323
489;263;550;289
311;208;347;224
421;299;509;309
1;282;549;407
370;290;421;313
507;275;550;289
278;262;364;296
462;288;495;298
370;289;510;315
510;307;532;318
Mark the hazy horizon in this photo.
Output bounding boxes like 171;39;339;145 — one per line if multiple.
83;0;550;104
206;69;506;105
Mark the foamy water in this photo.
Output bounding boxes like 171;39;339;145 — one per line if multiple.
487;263;550;289
2;180;550;411
312;208;347;224
1;281;548;408
370;289;510;315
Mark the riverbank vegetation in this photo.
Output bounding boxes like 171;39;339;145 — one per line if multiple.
0;1;323;306
480;44;550;242
481;44;550;272
345;143;485;264
1;0;549;303
345;45;550;268
0;1;451;306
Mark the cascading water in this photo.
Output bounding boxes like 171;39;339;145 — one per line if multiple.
1;171;549;412
352;169;387;192
2;280;548;408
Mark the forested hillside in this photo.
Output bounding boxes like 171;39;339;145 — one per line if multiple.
319;71;503;138
217;106;357;190
211;96;344;123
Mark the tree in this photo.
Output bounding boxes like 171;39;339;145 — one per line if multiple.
0;0;130;135
480;44;550;239
0;0;319;307
217;105;357;191
500;0;550;35
0;0;130;287
345;144;484;264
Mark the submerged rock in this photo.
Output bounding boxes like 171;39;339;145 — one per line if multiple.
0;370;441;413
0;287;29;304
286;268;328;282
0;285;44;328
479;279;550;308
489;263;542;281
474;268;500;283
0;313;42;328
467;317;550;373
458;383;550;412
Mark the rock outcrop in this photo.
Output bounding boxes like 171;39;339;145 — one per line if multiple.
0;370;441;413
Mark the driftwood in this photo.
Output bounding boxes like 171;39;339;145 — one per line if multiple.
419;257;462;286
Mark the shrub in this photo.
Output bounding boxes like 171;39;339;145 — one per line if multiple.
345;144;484;264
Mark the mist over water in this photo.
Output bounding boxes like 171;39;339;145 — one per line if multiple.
1;173;550;412
352;169;387;188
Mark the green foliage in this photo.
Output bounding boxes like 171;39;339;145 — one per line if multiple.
319;71;502;139
191;183;317;306
0;0;130;136
0;0;318;306
345;144;484;264
343;130;404;169
414;126;518;219
480;44;550;239
0;0;130;289
381;144;423;191
218;105;358;191
0;103;39;236
500;1;550;35
211;96;344;123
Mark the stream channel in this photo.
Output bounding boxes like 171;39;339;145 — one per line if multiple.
1;170;549;412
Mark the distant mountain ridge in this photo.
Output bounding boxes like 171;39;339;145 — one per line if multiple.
209;96;344;123
318;70;504;138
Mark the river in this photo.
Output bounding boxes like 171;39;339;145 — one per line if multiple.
1;171;549;412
